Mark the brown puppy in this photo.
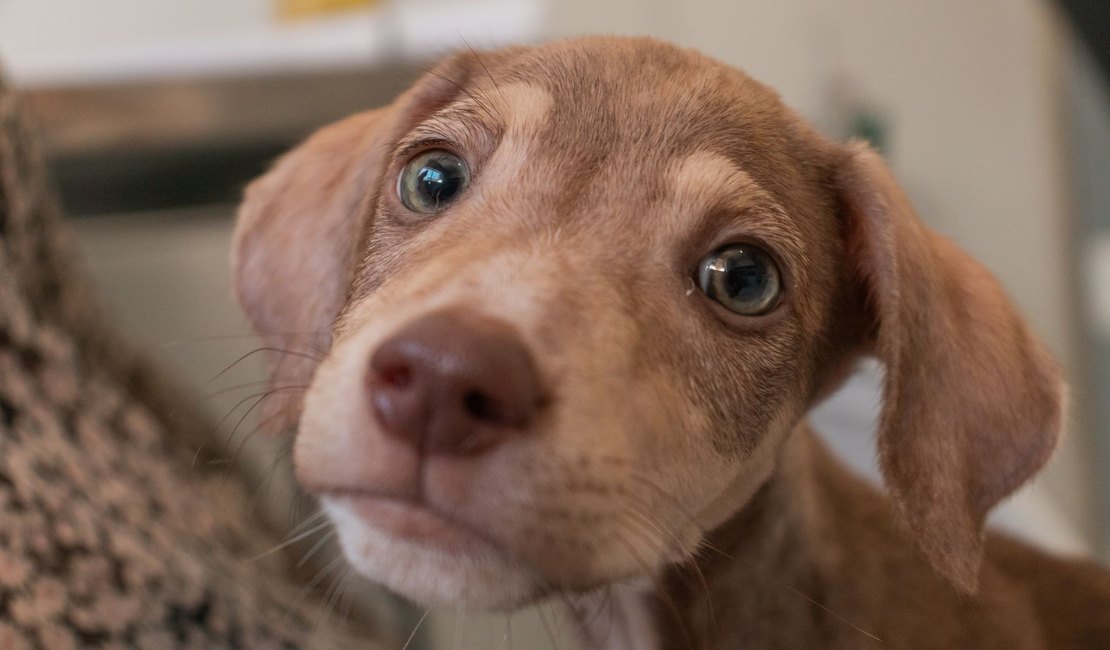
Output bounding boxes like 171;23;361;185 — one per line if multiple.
233;37;1110;648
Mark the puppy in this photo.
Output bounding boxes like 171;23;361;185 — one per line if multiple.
233;36;1110;648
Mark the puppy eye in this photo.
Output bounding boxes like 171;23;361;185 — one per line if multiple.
697;245;782;316
397;149;470;214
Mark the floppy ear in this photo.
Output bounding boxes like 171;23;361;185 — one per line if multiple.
232;108;393;432
232;52;483;434
836;142;1065;593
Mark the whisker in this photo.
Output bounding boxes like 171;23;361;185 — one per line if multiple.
210;389;282;453
402;608;431;650
463;39;505;102
536;446;885;645
220;386;308;481
316;565;354;630
534;602;561;650
287;555;345;616
609;480;718;635
613;458;881;644
160;333;263;347
609;527;697;650
425;67;501;126
203;346;322;390
287;510;330;535
202;378;300;401
733;555;884;644
296;530;336;569
224;411;299;520
608;463;733;561
623;470;879;642
158;329;326;347
499;610;513;650
617;503;716;648
602;584;615;649
212;385;306;457
565;584;613;644
680;554;715;641
246;518;331;563
288;473;318;529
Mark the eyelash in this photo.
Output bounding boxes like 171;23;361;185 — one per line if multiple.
393;138;458;166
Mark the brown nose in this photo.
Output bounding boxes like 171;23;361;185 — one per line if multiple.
367;311;542;455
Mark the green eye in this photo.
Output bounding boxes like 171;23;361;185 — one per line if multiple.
397;149;470;214
697;245;782;316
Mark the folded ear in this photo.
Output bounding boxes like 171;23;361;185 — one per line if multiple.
232;52;484;434
231;108;393;432
836;142;1065;593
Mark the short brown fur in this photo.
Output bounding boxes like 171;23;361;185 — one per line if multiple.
233;36;1110;648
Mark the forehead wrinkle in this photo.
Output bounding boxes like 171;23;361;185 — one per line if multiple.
668;151;766;215
478;83;554;193
395;84;554;175
666;151;809;280
395;98;500;159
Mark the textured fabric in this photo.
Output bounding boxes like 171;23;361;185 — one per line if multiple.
0;81;380;648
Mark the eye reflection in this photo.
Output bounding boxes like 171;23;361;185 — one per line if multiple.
397;149;470;214
697;245;781;316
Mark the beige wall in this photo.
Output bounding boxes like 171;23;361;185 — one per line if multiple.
548;0;1094;542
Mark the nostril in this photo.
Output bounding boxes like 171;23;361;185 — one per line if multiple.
378;363;412;389
463;390;502;424
367;310;543;454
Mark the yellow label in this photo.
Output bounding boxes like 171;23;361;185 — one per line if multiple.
277;0;381;19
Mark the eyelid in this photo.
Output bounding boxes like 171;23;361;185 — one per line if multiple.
699;236;789;280
392;138;460;166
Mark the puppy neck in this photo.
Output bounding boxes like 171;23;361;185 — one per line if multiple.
567;425;831;650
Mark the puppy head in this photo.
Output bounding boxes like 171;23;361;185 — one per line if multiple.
233;37;1062;605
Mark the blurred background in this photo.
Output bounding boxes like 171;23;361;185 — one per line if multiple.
1;0;1108;647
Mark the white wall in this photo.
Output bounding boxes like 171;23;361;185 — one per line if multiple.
548;0;1094;543
0;0;542;85
1069;36;1110;558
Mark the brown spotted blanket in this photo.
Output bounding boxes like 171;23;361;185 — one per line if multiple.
0;79;381;649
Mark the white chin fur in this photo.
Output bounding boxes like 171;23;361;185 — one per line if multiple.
321;498;542;609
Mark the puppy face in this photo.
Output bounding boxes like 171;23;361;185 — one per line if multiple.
234;37;1061;606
